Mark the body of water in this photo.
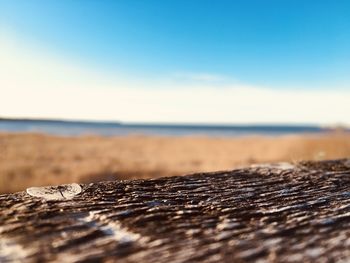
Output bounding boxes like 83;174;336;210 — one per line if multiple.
0;119;328;137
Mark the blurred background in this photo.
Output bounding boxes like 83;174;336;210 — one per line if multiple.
0;0;349;193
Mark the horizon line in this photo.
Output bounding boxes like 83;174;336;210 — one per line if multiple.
1;116;349;129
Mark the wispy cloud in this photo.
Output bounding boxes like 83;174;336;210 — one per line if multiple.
172;72;227;82
1;33;349;125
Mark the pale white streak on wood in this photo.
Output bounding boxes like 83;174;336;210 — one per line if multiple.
251;162;295;170
78;211;149;245
0;238;32;262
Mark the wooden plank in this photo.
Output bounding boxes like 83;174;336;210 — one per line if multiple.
1;159;350;262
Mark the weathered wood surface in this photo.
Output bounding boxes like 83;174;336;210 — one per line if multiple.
1;159;350;262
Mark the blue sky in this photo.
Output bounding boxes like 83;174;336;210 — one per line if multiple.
0;0;349;124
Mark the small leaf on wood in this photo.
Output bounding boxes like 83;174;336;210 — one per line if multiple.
26;183;82;200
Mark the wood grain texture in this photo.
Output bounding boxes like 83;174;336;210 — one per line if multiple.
1;159;350;262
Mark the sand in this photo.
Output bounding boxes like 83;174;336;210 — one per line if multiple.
1;132;350;194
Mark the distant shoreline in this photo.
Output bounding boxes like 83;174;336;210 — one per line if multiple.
0;117;121;126
0;117;330;128
0;117;339;137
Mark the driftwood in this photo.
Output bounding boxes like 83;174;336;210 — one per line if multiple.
1;159;350;262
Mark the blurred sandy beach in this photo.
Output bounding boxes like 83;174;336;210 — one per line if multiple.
1;132;349;194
